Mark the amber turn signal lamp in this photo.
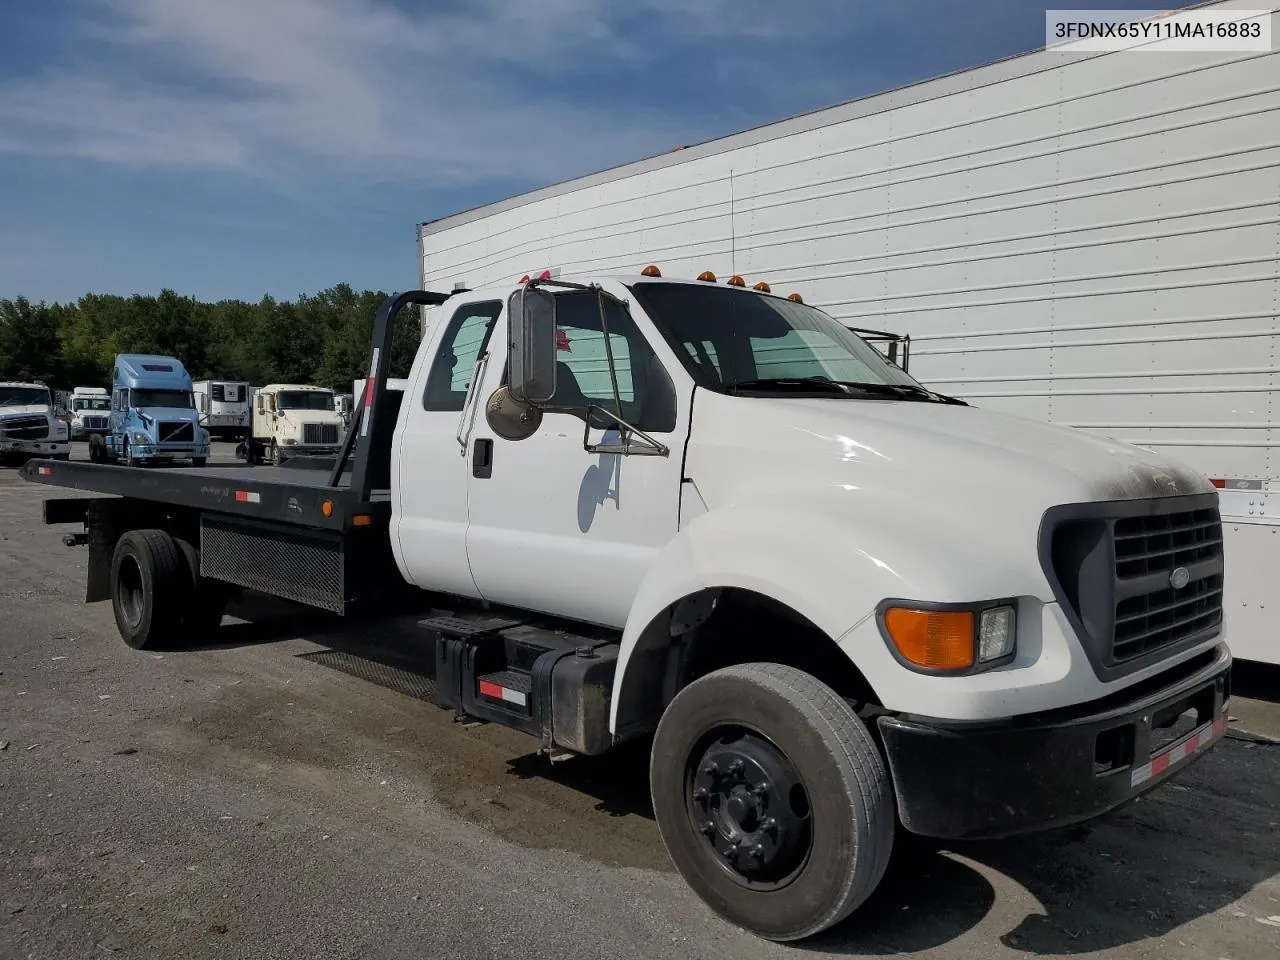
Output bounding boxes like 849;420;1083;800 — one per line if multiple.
321;500;334;518
882;608;975;671
351;514;372;527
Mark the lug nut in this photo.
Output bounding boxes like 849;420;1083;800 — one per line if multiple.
701;820;716;836
751;782;768;797
702;761;718;776
728;759;745;775
692;786;708;802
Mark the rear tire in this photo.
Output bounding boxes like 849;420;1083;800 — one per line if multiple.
173;539;227;638
110;530;188;650
650;662;894;942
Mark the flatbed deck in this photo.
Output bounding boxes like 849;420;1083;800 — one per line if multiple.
19;457;358;530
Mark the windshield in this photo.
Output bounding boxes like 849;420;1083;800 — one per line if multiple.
0;386;51;407
630;282;922;394
73;397;110;411
277;390;334;411
133;389;195;409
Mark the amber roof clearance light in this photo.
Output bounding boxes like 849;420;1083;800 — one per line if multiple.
641;264;662;277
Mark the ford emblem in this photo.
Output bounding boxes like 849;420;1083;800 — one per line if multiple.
1169;566;1191;590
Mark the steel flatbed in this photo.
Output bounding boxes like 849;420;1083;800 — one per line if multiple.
21;458;356;530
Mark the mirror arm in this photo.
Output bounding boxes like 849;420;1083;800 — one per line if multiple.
581;405;670;457
594;289;626;424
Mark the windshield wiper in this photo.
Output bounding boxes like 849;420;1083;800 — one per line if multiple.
722;376;850;394
835;382;968;405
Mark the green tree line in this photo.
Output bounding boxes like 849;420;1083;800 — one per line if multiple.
0;284;423;391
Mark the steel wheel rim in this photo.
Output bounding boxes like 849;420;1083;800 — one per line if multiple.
684;725;813;890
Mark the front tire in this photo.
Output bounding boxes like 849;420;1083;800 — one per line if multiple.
650;663;894;942
110;530;187;650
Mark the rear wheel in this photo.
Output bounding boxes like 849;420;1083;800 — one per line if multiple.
174;539;227;637
650;663;894;942
110;530;187;650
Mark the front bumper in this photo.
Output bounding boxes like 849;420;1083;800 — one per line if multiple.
130;443;209;460
878;643;1231;840
1;439;69;455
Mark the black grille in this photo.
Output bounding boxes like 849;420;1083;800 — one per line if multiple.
1;415;48;439
158;421;194;443
84;416;109;429
1114;508;1222;580
1040;493;1225;680
303;422;340;445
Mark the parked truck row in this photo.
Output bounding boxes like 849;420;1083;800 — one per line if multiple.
23;268;1231;941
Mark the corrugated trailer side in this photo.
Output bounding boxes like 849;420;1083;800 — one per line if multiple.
419;0;1280;665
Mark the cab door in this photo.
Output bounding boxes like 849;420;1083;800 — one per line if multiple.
392;295;504;598
463;284;692;629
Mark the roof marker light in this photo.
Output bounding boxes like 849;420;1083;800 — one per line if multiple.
727;275;746;287
697;271;717;282
641;264;662;277
787;293;805;303
753;281;771;292
537;270;552;281
518;275;530;284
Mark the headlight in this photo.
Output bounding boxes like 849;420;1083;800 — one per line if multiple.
878;601;1017;674
282;438;297;445
133;432;150;445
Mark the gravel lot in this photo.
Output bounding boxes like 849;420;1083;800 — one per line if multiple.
2;443;1279;959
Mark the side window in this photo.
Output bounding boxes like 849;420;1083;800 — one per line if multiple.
546;293;676;434
423;301;503;412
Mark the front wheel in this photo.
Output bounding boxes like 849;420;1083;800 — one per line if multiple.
650;663;894;942
122;437;136;468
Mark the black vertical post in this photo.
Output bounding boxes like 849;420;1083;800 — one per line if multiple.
345;290;451;502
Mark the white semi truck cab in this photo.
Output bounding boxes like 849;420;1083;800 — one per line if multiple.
1;381;70;461
25;271;1231;942
69;386;111;440
242;383;346;464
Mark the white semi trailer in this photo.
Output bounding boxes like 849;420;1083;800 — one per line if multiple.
417;0;1280;666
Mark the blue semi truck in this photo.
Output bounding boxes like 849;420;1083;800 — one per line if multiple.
88;354;210;467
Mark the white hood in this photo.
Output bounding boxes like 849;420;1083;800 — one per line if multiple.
685;393;1213;603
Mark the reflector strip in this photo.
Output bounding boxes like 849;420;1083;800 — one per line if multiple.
234;490;261;504
37;466;52;476
1130;716;1226;788
1210;478;1226;488
477;679;528;707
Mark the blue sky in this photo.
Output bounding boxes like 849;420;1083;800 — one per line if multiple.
0;0;1128;304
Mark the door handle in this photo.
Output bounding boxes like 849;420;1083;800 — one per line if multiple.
472;438;494;479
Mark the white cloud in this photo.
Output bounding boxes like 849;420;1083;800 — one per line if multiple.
0;0;855;188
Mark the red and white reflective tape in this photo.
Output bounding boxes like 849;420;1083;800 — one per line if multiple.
1130;716;1227;788
37;466;52;476
477;679;527;707
234;490;261;504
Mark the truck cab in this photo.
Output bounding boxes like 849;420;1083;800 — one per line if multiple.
69;386;111;440
0;381;70;462
245;383;346;464
92;354;209;466
193;380;251;441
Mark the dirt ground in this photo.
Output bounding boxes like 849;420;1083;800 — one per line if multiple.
1;444;1278;960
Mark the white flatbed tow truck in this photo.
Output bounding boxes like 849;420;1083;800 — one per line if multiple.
23;269;1231;941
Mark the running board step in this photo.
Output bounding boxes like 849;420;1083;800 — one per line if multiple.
428;618;620;755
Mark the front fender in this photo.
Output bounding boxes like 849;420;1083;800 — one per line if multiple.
610;490;1071;734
